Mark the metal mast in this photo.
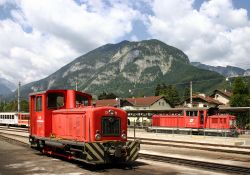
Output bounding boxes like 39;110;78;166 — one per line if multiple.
190;81;192;107
17;81;21;113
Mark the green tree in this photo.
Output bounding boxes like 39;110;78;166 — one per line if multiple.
183;87;190;101
155;84;161;96
230;78;249;107
98;91;117;100
230;77;250;128
20;100;29;112
159;84;180;107
0;100;29;112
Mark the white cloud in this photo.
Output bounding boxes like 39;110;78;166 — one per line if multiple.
1;0;250;86
147;0;250;69
0;0;141;84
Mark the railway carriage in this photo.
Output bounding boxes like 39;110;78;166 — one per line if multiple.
29;89;140;164
0;112;29;127
0;112;18;125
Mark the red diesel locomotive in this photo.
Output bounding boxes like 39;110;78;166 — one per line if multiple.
29;89;140;164
149;108;237;136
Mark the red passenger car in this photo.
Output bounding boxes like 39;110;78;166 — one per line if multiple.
150;108;237;135
18;113;30;127
29;90;140;164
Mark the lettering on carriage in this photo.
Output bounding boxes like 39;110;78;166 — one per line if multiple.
37;116;44;123
189;119;194;123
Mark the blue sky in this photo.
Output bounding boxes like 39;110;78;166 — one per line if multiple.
0;0;250;84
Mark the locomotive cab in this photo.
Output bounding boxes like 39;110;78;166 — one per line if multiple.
29;90;91;138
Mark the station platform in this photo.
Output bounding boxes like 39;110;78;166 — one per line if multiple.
128;128;250;146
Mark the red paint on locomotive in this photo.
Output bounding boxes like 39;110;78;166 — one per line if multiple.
29;89;139;164
151;109;237;135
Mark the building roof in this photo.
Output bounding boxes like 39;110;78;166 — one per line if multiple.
210;89;233;98
95;96;165;107
186;95;223;105
95;99;118;107
94;99;134;107
126;96;163;107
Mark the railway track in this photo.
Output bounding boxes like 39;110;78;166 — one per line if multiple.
129;137;250;155
0;132;250;175
140;153;250;175
0;126;29;133
1;127;250;155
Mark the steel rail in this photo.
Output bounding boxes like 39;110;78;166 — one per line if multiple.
0;126;29;132
1;131;250;174
140;153;250;175
0;134;29;147
1;127;250;155
129;137;250;154
128;137;250;149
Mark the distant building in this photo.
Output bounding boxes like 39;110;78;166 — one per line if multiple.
95;96;171;109
183;94;222;108
210;89;232;106
95;99;133;108
124;96;171;110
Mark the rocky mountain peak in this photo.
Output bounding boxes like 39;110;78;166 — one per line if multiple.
18;39;221;98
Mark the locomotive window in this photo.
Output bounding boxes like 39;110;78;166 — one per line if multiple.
102;117;120;136
35;96;42;111
186;111;198;117
76;94;89;106
47;93;64;109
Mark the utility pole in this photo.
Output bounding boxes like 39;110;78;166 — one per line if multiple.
75;77;78;91
18;81;21;113
190;81;192;107
115;98;120;108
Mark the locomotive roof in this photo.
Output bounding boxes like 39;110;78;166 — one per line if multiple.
29;89;92;97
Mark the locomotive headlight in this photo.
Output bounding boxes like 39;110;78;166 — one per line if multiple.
121;130;127;139
95;133;101;141
121;133;127;139
95;130;101;141
108;109;115;116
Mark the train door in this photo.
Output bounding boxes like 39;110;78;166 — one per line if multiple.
30;95;45;137
200;111;204;125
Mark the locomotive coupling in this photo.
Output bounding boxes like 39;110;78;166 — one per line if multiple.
107;145;128;158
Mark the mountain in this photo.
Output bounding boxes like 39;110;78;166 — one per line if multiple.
191;62;249;77
0;78;16;96
18;39;224;99
244;69;250;76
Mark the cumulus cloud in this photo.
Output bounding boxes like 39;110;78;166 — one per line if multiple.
0;0;141;84
1;0;250;86
147;0;250;69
